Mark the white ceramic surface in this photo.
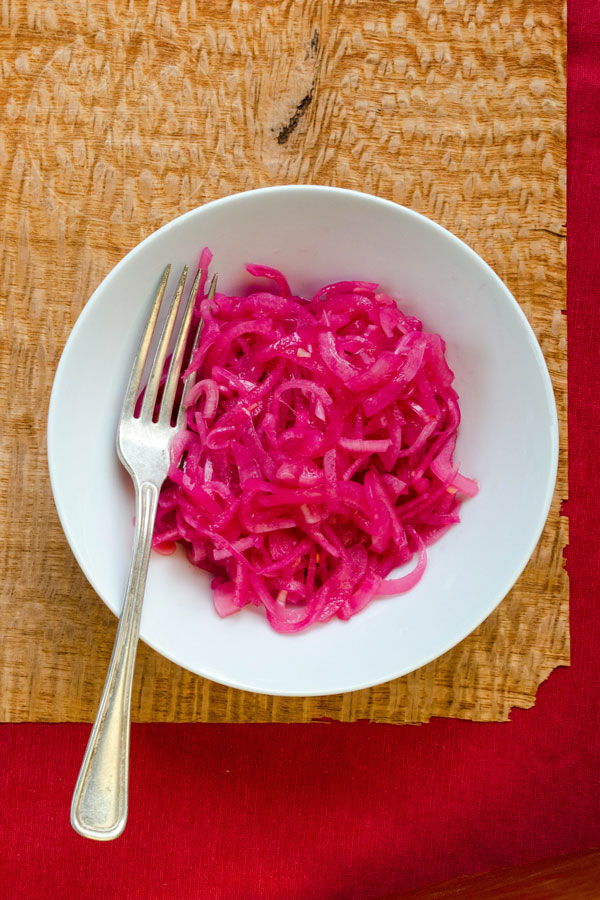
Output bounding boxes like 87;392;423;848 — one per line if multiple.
47;186;558;696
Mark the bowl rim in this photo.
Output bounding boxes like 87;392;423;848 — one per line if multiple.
47;184;559;695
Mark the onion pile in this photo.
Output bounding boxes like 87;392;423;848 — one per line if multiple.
153;250;478;632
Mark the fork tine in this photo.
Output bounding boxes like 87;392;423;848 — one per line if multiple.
139;266;188;422
121;265;170;420
177;273;218;428
158;268;203;425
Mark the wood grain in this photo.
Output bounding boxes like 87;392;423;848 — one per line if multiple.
0;0;567;723
374;850;600;900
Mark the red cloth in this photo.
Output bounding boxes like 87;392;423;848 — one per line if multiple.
2;8;599;900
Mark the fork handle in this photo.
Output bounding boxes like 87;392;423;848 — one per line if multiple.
70;480;158;841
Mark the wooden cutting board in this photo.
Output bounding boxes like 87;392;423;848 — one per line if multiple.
0;0;567;724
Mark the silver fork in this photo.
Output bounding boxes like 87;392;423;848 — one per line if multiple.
71;264;215;841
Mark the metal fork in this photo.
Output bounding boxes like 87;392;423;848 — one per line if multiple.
71;264;215;841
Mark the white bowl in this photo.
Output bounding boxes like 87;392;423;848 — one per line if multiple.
47;186;558;696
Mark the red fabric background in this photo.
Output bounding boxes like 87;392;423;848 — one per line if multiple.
2;6;598;899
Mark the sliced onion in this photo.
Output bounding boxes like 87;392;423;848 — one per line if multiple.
152;251;478;632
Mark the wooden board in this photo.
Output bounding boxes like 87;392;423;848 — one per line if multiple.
0;0;567;724
374;850;600;900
